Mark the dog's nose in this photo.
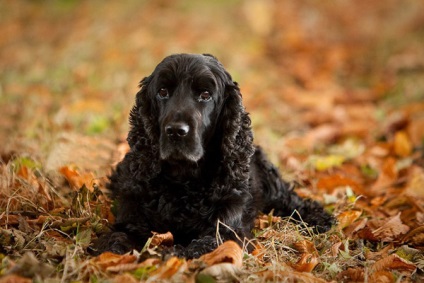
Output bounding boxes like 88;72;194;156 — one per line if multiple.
165;122;190;137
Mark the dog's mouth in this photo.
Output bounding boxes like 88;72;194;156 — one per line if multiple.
159;137;204;163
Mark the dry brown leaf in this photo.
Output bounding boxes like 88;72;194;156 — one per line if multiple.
106;263;140;273
150;231;174;247
344;217;368;237
402;226;424;246
291;240;319;272
364;244;393;261
404;166;424;199
257;269;328;283
112;273;139;283
408;117;424;147
337;267;365;282
371;254;416;273
417;212;424;225
0;214;19;226
5;252;54;279
393;131;412;157
200;241;243;267
0;274;32;283
251;242;266;261
198;263;242;282
93;252;137;270
330;241;343;257
337;210;362;229
151;256;186;279
371;157;398;193
357;226;380;242
372;213;410;242
59;165;96;191
369;270;395;283
316;174;363;194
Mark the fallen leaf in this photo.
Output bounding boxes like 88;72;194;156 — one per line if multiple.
337;267;365;282
369;271;395;283
408;117;424;147
112;273;139;283
59;165;96;191
371;254;416;273
107;263;141;273
5;252;54;279
0;275;32;283
256;269;328;283
404;166;424;199
92;252;137;270
150;231;174;247
330;241;343;257
371;157;398;193
344;217;368;238
402;226;424;246
200;241;243;267
317;174;364;195
291;240;319;272
393;131;412;157
197;263;242;283
309;154;346;171
337;210;362;229
371;213;410;242
364;244;393;261
150;256;186;279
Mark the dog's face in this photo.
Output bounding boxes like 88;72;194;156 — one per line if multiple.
142;54;232;163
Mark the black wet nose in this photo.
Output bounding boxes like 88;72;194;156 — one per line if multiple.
165;122;190;137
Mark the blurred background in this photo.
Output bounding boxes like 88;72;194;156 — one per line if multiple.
1;0;423;174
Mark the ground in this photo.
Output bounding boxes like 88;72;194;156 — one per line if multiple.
1;1;424;282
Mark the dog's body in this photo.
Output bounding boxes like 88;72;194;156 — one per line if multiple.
96;54;333;258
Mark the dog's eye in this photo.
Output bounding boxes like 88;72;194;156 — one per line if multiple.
157;88;169;99
198;91;212;102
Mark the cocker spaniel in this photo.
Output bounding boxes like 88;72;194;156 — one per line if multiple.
94;54;334;258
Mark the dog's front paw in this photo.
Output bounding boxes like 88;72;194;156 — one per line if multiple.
301;200;336;233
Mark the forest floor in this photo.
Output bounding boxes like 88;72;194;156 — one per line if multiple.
1;1;424;282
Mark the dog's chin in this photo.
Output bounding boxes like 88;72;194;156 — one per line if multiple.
160;147;203;163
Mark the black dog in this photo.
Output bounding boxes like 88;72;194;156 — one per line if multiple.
95;54;333;258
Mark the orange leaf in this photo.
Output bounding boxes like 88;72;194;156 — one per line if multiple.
372;254;416;273
402;226;424;246
317;174;363;194
200;241;243;267
258;269;328;282
59;165;96;190
93;252;137;270
330;241;343;257
337;267;365;282
151;256;186;279
337;210;362;229
393;131;412;157
150;231;174;247
371;213;410;242
369;271;395;283
0;274;32;283
291;240;319;272
112;273;139;283
371;157;398;192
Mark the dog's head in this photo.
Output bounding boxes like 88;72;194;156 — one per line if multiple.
128;54;254;178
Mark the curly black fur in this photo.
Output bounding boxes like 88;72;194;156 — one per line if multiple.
93;54;334;258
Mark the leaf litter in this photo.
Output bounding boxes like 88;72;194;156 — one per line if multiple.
1;0;424;282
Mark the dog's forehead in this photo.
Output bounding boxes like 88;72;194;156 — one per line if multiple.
154;54;224;80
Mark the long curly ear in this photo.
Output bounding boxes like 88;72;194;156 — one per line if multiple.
127;76;159;149
126;76;161;179
220;82;255;184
